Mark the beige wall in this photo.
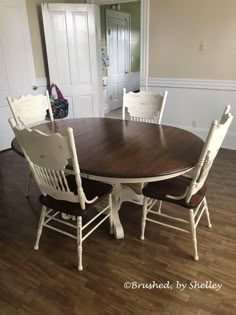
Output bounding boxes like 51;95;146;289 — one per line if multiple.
149;0;236;80
26;0;85;79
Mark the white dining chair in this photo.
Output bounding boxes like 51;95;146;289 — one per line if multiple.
7;92;54;196
7;91;54;128
9;118;113;271
140;105;233;261
122;89;168;124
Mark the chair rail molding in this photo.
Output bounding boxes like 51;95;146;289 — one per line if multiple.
147;77;236;150
147;78;236;91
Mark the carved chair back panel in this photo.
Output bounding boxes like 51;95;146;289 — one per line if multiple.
7;92;53;128
186;106;233;202
123;89;168;124
9;119;87;207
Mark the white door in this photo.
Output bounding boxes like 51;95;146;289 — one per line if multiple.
42;3;103;119
0;0;37;151
106;9;130;111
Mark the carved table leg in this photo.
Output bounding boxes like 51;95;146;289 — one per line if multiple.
90;180;145;240
111;183;144;239
111;183;124;239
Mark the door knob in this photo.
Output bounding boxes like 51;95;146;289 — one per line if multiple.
32;85;38;90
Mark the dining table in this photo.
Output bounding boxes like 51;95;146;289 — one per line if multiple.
12;118;204;239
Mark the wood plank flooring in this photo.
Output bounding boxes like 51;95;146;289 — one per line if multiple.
0;149;235;315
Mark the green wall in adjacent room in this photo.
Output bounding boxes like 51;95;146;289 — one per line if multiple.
100;1;140;75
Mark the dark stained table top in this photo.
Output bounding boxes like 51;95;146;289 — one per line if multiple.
12;118;204;180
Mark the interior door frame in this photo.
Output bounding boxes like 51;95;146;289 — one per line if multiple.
106;9;131;76
42;3;104;117
106;9;131;110
87;0;150;91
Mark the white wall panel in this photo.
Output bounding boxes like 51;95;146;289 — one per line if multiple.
147;78;236;150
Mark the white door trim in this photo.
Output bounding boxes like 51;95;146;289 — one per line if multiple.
140;0;149;90
87;0;149;91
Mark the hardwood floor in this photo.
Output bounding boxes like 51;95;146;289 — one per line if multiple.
0;149;235;315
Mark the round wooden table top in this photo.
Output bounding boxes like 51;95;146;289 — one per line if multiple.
12;118;204;181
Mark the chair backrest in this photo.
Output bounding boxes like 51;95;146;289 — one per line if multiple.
9;118;97;209
7;91;54;129
185;105;233;202
122;89;168;124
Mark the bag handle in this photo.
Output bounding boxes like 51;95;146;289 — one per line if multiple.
49;83;65;101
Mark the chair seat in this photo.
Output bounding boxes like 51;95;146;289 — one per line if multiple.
142;176;207;209
39;175;112;216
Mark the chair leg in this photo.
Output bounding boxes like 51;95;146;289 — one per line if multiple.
77;216;83;271
25;167;32;198
157;200;162;213
189;209;199;261
203;197;212;228
108;194;113;235
140;197;148;240
34;206;47;250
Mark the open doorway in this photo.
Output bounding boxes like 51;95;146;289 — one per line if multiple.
100;1;141;114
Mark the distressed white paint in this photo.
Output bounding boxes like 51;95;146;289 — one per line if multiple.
7;92;54;128
83;165;195;240
9;119;113;271
186;106;233;199
122;88;168;123
42;3;103;119
141;106;233;261
7;92;54;195
140;106;233;260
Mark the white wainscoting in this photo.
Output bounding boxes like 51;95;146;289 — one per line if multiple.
146;78;236;150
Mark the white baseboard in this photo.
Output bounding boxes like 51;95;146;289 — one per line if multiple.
146;78;236;150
